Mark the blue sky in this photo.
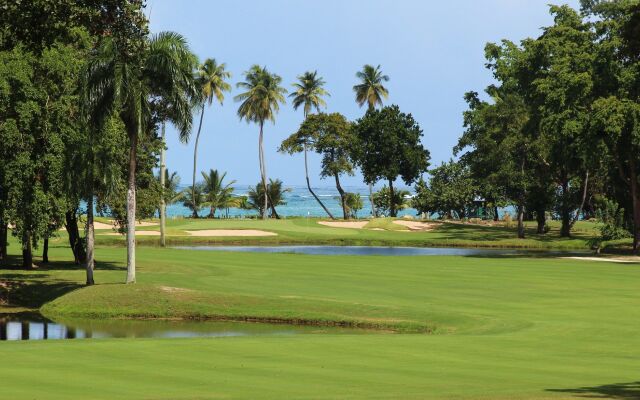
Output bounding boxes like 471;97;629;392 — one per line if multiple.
149;0;580;188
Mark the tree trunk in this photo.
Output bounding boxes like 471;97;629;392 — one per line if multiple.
191;107;205;219
258;121;268;220
494;206;499;222
334;174;348;220
304;142;334;219
0;220;7;262
560;179;571;238
369;183;376;217
631;165;640;254
21;321;29;340
65;210;86;265
42;237;49;264
569;171;589;232
536;206;546;234
388;179;396;218
22;231;33;270
86;192;95;286
517;204;525;239
160;122;166;247
126;130;137;284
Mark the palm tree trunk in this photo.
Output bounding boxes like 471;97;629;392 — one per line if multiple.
334;174;348;220
86;190;95;286
160;122;166;247
126;130;137;284
192;107;205;219
259;121;268;220
304;142;334;219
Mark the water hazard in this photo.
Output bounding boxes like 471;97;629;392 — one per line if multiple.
173;245;589;257
0;313;371;341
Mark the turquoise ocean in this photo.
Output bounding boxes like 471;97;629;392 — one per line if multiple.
165;185;418;219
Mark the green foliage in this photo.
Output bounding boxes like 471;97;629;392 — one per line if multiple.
352;105;430;216
412;161;477;219
353;64;389;110
235;65;287;125
201;169;236;218
344;193;364;219
196;58;232;108
594;197;631;241
182;184;206;217
157;169;182;205
373;186;409;217
289;71;329;117
352;105;430;187
247;179;290;218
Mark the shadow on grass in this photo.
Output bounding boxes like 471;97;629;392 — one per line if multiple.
0;254;123;271
547;381;640;399
1;256;122;311
432;222;594;244
0;275;82;310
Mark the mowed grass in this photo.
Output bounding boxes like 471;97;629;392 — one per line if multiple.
90;217;597;249
1;240;640;399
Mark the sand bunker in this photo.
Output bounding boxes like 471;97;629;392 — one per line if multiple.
318;221;368;229
392;220;436;231
185;229;277;237
93;221;114;230
563;256;639;264
104;230;160;236
93;220;157;230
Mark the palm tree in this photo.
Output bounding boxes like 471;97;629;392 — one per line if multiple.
191;59;231;218
201;169;236;218
182;184;205;217
289;71;334;219
235;65;287;219
85;32;196;283
247;179;290;218
353;64;390;217
158;169;182;210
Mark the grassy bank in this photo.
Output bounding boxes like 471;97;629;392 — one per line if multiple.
1;241;639;399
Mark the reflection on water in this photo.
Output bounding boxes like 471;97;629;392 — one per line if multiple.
173;245;589;257
0;314;372;341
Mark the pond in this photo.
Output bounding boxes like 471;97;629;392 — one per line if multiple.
172;245;589;257
0;313;372;341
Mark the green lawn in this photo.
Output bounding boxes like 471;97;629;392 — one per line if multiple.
1;239;639;399
89;217;597;249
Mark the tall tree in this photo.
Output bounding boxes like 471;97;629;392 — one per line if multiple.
191;59;231;218
289;71;334;219
282;113;355;219
528;5;596;237
351;105;430;217
85;31;195;283
353;64;390;217
457;37;548;239
235;65;287;220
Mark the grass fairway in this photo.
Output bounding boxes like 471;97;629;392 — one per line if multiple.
88;217;597;249
2;240;640;399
